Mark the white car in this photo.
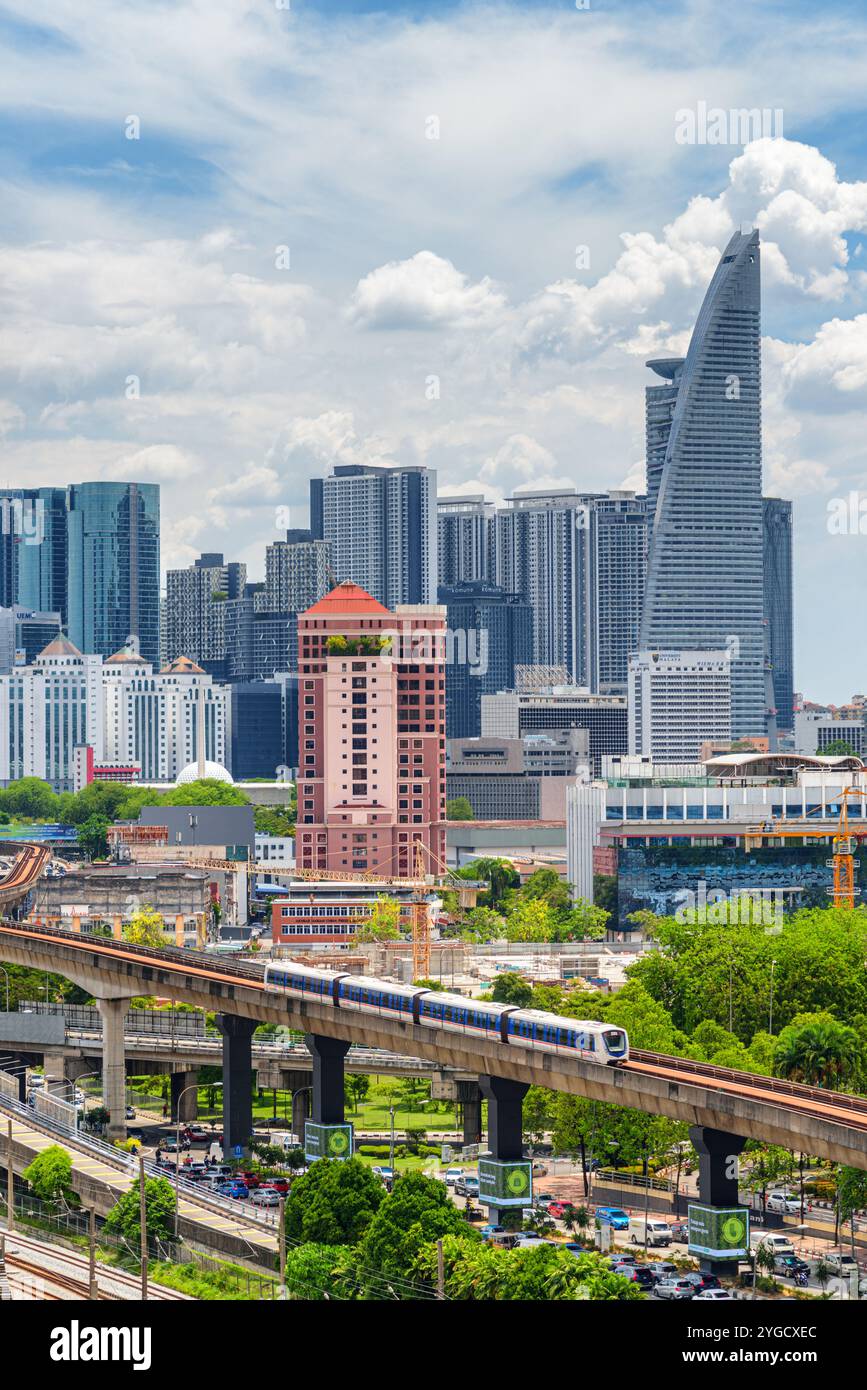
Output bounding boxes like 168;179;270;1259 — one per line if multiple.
767;1191;800;1213
443;1167;464;1186
654;1278;696;1300
824;1251;859;1276
693;1288;736;1300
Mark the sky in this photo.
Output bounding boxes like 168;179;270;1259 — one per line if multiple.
1;0;867;702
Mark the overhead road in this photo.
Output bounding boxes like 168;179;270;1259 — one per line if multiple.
1;921;866;1169
0;844;52;909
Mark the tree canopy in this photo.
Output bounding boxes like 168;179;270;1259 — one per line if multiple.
284;1158;384;1245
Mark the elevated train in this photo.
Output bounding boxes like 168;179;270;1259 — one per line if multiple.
263;961;629;1063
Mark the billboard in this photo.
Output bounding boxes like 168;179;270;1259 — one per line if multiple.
477;1156;533;1208
304;1122;354;1163
687;1203;750;1259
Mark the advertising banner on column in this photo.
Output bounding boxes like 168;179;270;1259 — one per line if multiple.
687;1203;750;1259
304;1121;354;1163
478;1156;533;1207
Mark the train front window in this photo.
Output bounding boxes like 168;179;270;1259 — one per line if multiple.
603;1029;626;1054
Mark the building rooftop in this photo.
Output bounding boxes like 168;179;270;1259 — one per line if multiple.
160;655;206;675
303;581;391;617
36;634;83;659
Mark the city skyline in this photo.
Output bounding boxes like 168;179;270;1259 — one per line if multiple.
1;2;866;700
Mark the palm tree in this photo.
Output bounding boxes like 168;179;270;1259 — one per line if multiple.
774;1020;862;1091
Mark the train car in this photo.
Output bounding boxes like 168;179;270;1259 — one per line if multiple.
506;1010;629;1064
263;960;345;1004
416;990;517;1041
335;975;426;1020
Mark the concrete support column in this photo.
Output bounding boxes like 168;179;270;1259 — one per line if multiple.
457;1079;483;1147
170;1070;199;1123
292;1087;311;1142
97;999;128;1141
216;1015;255;1156
305;1034;350;1125
112;915;122;941
689;1125;748;1275
479;1075;529;1225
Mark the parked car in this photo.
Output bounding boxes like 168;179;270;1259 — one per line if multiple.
480;1224;505;1240
234;1170;261;1189
654;1277;697;1300
162;1137;190;1153
670;1221;689;1242
694;1288;736;1300
595;1206;630;1231
613;1263;654;1290
251;1188;280;1207
455;1176;480;1197
548;1201;579;1221
683;1272;721;1292
260;1177;290;1195
767;1191;800;1214
647;1261;678;1284
185;1126;212;1145
824;1251;859;1277
531;1161;548;1175
628;1217;673;1248
534;1193;556;1210
607;1254;636;1269
217;1180;249;1200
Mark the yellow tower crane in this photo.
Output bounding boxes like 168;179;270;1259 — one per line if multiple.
745;785;863;910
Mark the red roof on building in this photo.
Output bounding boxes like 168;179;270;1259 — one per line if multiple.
303;581;391;616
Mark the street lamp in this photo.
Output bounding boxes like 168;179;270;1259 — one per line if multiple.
174;1080;221;1238
69;1071;102;1131
389;1106;396;1175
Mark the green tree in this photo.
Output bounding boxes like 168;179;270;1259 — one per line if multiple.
414;1235;643;1300
490;971;533;1006
520;867;572;913
552;898;609;942
161;779;250;807
774;1013;864;1090
822;740;858;757
104;1175;176;1243
22;1144;72;1201
284;1158;383;1245
351;896;402;944
345;1074;371;1113
358;1172;473;1296
459;906;506;942
446;797;475;821
282;1243;353;1300
457;858;520;908
78;813;110;859
123;906;167;948
505;897;555;943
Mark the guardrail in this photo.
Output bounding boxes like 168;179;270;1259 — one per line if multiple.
0;1093;278;1242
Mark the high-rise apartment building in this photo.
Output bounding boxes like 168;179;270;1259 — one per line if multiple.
295;581;446;877
67;482;160;664
438;580;533;738
583;492;649;694
265;530;331;613
310;465;437;608
640;230;765;737
628;649;732;763
437;496;496;586
164;552;246;677
763;497;794;731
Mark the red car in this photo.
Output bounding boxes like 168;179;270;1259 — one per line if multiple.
234;1171;261;1189
260;1178;290;1195
548;1201;579;1220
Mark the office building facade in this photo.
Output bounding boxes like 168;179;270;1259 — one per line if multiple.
295;581;446;877
311;465;437;608
438;580;533;737
640;230;766;738
628;649;732;764
67;482;161;664
481;686;628;775
763;497;794;731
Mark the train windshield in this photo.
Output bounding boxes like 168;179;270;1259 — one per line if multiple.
602;1029;627;1054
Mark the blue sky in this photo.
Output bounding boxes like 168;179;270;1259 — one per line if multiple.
0;0;866;700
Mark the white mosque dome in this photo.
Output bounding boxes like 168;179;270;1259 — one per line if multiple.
175;761;234;786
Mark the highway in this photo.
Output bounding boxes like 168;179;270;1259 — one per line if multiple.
1;918;866;1167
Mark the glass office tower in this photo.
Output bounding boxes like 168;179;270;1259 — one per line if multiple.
640;229;766;738
67;482;160;663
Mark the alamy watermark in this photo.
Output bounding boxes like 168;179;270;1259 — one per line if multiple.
674;879;784;933
827;492;867;535
0;496;45;546
675;102;784;146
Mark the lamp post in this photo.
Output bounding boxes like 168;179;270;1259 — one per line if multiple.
69;1071;102;1131
175;1080;220;1238
389;1106;396;1176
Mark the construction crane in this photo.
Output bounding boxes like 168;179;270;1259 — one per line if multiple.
745;786;864;910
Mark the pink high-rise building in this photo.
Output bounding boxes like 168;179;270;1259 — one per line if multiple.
296;582;447;877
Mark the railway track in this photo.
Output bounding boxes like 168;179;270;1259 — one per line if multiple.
4;1231;190;1300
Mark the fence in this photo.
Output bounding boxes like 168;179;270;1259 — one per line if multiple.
20;1001;212;1039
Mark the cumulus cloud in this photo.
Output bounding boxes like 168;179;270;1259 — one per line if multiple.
348;251;507;330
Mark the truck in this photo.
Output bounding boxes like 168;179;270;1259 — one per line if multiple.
628;1216;673;1248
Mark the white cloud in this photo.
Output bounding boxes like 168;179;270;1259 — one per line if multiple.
348;251;507;331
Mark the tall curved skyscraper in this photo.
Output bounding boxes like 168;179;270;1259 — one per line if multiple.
640;228;766;738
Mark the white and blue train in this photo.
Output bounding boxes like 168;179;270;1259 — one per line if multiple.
263;962;629;1064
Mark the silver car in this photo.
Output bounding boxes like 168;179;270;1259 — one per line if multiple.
654;1278;696;1300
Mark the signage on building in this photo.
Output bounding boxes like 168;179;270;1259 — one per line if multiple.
304;1121;354;1163
687;1203;750;1259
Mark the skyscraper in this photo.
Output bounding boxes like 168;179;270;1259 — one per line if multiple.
295;580;446;877
67;482;161;664
0;487;68;620
310;464;437;608
582;492;649;695
763;497;794;731
640;229;765;737
265;530;331;612
438;580;533;737
494;490;587;681
437;495;496;586
164;552;246;677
